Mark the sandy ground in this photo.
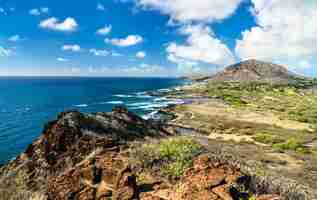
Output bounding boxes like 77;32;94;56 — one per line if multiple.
177;102;313;132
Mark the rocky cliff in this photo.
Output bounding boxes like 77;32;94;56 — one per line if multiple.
0;106;284;200
0;107;169;199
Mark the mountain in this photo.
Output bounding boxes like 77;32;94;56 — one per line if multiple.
205;59;303;84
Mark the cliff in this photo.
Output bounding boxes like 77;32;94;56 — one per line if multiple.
0;106;283;200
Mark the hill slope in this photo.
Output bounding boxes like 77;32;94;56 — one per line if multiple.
208;59;302;83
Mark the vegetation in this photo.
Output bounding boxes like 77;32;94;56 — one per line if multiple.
195;81;317;125
253;133;284;144
130;137;203;177
272;138;306;153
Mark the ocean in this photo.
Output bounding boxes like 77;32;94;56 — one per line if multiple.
0;77;185;164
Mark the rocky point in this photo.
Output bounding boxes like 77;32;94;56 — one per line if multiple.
0;106;281;200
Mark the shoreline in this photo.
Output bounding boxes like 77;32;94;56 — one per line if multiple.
1;79;317;199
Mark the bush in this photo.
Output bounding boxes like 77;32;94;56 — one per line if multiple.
253;133;284;144
272;138;306;153
130;137;203;177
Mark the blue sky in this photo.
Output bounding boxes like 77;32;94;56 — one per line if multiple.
0;0;316;77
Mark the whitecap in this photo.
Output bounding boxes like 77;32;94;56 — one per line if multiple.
127;102;151;107
158;88;171;92
131;103;166;110
107;101;124;104
113;94;133;98
142;111;158;120
75;104;88;107
154;97;167;102
135;92;152;98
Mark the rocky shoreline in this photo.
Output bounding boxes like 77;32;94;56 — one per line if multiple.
1;74;317;199
0;105;292;200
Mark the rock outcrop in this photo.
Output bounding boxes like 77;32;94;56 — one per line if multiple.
0;106;168;200
0;106;281;200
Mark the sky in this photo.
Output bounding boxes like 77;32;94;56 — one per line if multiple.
0;0;317;77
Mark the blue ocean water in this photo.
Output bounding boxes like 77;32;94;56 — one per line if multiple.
0;77;185;164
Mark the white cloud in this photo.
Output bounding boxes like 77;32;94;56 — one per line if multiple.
40;17;78;32
235;0;317;64
136;51;146;59
70;67;81;74
111;52;123;57
57;57;68;62
88;66;98;73
98;64;173;77
62;44;81;52
96;25;112;35
8;35;22;42
298;60;312;69
97;3;105;11
0;46;11;57
105;35;143;47
29;8;41;16
166;25;235;67
29;7;49;16
89;49;109;56
135;0;243;23
40;7;49;14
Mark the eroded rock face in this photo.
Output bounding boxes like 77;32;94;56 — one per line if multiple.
0;106;168;200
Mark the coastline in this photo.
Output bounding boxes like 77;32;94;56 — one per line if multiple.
1;79;317;199
158;81;317;198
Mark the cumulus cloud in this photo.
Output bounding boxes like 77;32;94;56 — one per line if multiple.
105;35;143;47
62;44;81;52
40;17;78;32
135;0;243;24
8;35;22;42
97;3;105;11
89;49;109;56
29;7;49;16
57;57;68;62
111;52;123;57
96;25;112;35
70;67;81;74
235;0;317;65
0;46;11;57
136;51;146;59
166;25;235;68
298;60;312;69
97;63;173;77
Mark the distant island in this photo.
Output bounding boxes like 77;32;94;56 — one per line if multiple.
1;60;317;200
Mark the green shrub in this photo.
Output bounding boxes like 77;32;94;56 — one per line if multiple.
253;133;284;144
131;137;203;178
158;137;202;159
158;137;203;176
272;138;306;153
222;94;247;107
311;147;317;156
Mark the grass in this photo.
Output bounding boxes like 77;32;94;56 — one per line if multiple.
130;137;203;178
272;138;306;153
253;133;284;144
197;82;317;125
311;147;317;156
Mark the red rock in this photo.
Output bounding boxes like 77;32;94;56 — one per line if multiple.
212;185;233;200
256;194;280;200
